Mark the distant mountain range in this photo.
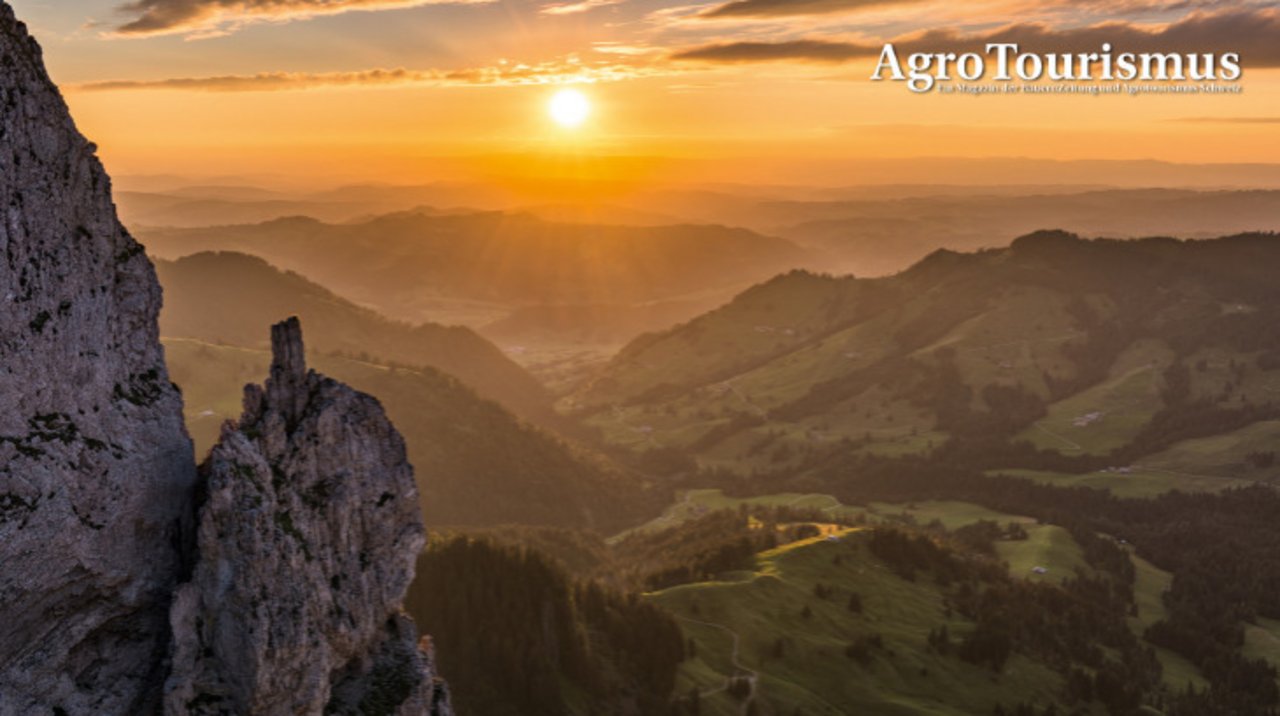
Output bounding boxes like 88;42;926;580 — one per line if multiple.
766;189;1280;277
131;185;1280;303
141;212;811;333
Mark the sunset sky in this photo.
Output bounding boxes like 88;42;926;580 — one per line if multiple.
12;0;1280;185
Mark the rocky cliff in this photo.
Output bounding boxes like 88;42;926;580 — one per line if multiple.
0;4;195;712
0;4;449;714
165;319;450;715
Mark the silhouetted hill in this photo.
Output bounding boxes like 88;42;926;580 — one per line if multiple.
769;189;1280;277
156;251;550;420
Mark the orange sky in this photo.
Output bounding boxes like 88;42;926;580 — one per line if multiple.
13;0;1280;185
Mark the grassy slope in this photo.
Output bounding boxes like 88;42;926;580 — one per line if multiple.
579;305;945;471
620;490;1087;584
579;236;1280;486
634;492;1210;709
994;468;1255;499
1129;554;1208;692
1141;419;1280;480
574;273;856;408
1244;619;1280;691
914;285;1079;402
1016;340;1173;456
650;530;1067;715
1187;346;1280;407
578;277;1113;472
998;418;1280;498
864;502;1088;583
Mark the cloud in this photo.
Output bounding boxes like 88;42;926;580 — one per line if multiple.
672;38;878;62
73;59;670;92
1056;0;1269;13
592;42;662;56
540;0;625;14
672;7;1280;67
701;0;922;20
108;0;485;38
939;7;1280;67
696;0;1264;21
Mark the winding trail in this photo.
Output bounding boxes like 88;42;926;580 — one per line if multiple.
1137;465;1240;484
726;380;768;418
677;615;759;715
1031;422;1084;452
611;405;662;449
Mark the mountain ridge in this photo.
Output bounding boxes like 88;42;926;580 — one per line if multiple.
137;210;813;326
573;231;1280;480
156;250;551;422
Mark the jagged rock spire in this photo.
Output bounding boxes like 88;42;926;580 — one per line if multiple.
165;318;451;716
267;316;310;423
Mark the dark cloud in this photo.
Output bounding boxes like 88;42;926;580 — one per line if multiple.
110;0;466;37
926;8;1280;67
671;39;880;62
699;0;1257;21
673;8;1280;68
702;0;922;20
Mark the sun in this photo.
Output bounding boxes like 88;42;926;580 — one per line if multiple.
548;88;591;129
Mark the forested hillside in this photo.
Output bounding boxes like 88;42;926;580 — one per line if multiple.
406;537;685;716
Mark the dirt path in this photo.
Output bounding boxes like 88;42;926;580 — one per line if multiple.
1136;466;1236;484
611;405;662;448
678;615;759;715
1031;422;1084;452
956;331;1085;356
726;380;768;418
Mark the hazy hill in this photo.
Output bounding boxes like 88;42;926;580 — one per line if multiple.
116;189;355;228
768;189;1280;277
138;211;812;327
115;181;480;228
480;297;728;351
156;251;550;420
166;339;658;530
573;232;1280;480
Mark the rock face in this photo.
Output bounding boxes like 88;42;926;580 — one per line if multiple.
165;319;451;716
0;4;196;714
0;4;451;713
